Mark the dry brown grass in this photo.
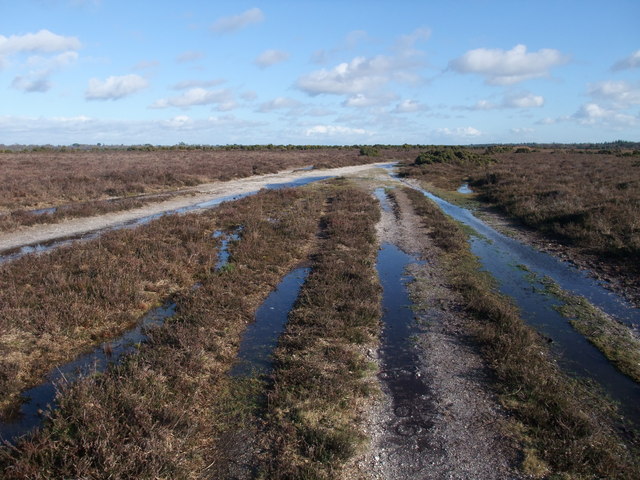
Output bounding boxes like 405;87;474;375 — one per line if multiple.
0;213;220;419
0;186;327;478
401;148;640;268
0;147;419;217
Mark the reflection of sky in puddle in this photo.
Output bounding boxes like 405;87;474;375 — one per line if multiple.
374;187;394;213
212;227;242;270
230;267;309;377
456;183;473;194
376;243;434;451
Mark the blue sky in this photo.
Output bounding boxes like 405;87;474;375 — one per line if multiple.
0;0;638;145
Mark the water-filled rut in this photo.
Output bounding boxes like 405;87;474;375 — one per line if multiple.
376;243;435;460
406;181;640;426
0;302;176;443
0;225;242;443
230;267;310;377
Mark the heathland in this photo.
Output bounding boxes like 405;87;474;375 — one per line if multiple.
0;145;638;479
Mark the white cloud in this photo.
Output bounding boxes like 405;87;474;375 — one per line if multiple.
587;81;640;108
297;57;388;95
393;99;428;113
176;50;204;63
297;54;421;96
510;127;534;134
436;126;482;137
85;74;149;100
172;78;225;90
0;30;81;56
611;50;640;71
11;51;79;93
254;49;289;68
342;93;397;108
572;103;637;126
470;99;497;110
305;125;370;136
257;97;302;113
150;87;233;109
11;76;51;92
503;92;544;108
211;7;264;33
166;115;192;127
297;29;427;97
449;44;568;85
459;92;543;110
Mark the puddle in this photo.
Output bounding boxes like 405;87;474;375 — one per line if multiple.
457;183;473;194
376;243;435;452
374;187;394;213
212;227;242;271
230;267;310;377
30;207;58;215
0;302;176;443
264;175;332;190
406;182;640;426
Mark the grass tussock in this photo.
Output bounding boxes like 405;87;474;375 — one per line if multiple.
261;180;381;479
404;186;640;479
0;186;327;478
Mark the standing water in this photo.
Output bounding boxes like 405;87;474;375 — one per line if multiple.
230;267;310;377
376;243;436;468
406;182;640;426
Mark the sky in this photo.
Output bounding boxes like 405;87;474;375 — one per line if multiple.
0;0;639;145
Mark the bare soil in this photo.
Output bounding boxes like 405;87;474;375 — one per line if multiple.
352;187;522;479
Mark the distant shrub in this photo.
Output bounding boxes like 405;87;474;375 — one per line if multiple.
515;148;531;153
359;146;380;157
485;145;513;154
415;146;495;166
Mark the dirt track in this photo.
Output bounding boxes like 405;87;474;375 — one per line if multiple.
0;163;390;254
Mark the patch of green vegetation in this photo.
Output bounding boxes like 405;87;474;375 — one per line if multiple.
359;145;380;157
414;146;496;166
428;185;482;210
540;276;640;384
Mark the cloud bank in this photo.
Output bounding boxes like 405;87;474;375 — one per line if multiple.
449;44;568;85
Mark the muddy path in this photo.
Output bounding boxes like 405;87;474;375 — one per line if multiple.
353;186;522;479
0;162;391;256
